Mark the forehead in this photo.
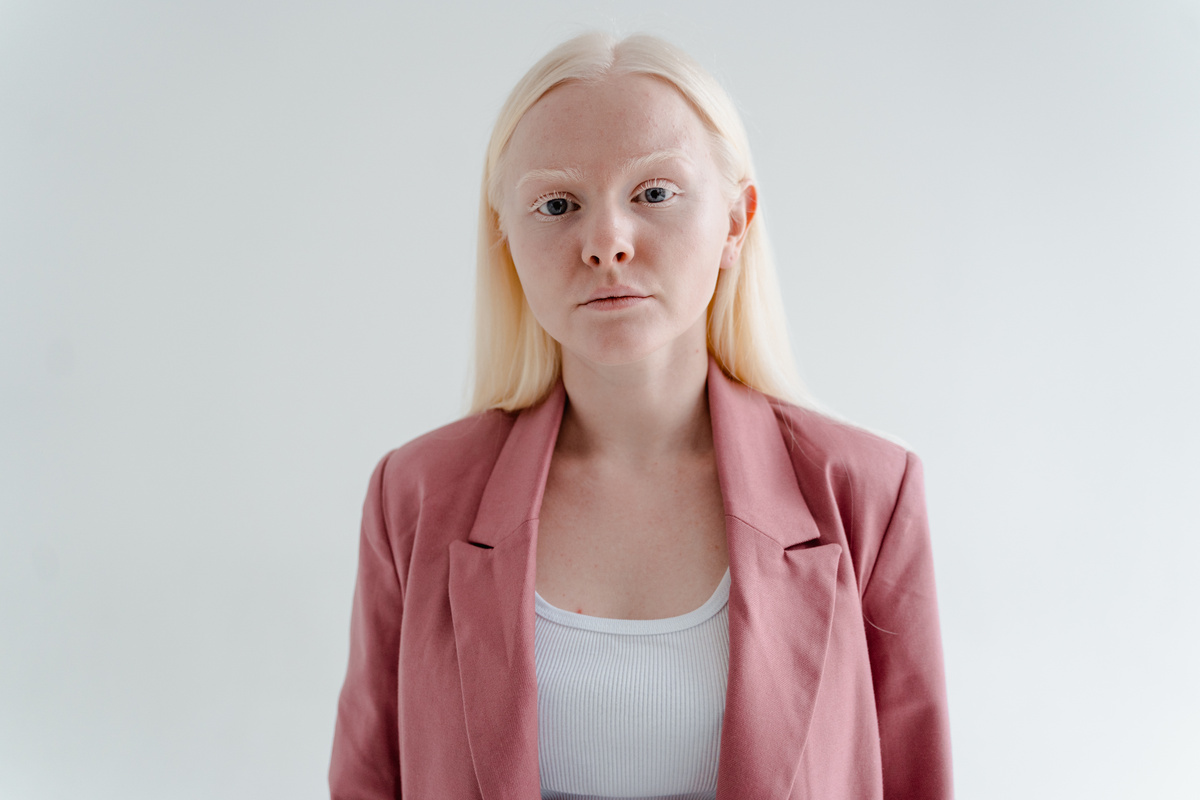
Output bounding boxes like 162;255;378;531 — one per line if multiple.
505;73;714;179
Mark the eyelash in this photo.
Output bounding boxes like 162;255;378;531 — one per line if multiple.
529;179;681;219
635;179;678;205
529;192;577;218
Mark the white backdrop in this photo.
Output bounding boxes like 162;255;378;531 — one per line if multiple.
3;1;1198;798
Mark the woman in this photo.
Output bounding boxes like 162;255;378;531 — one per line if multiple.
330;32;952;800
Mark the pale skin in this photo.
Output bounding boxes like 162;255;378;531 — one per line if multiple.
501;73;757;620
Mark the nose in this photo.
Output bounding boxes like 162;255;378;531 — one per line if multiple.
581;204;634;267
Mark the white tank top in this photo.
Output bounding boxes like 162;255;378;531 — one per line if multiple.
533;569;731;800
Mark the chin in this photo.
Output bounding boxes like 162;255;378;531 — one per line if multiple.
573;346;659;369
567;333;703;371
556;312;709;371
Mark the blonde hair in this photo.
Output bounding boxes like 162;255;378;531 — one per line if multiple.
470;32;812;413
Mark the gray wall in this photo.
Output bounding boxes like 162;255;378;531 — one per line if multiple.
3;1;1198;797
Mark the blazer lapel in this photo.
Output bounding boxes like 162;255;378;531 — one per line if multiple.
707;360;843;798
448;383;565;800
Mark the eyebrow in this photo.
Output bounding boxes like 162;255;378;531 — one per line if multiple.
515;148;691;190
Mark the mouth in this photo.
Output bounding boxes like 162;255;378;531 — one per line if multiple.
584;295;648;310
582;286;649;308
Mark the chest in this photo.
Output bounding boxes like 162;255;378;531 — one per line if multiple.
533;571;731;800
534;452;729;620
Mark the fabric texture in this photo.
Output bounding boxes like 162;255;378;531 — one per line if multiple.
534;567;730;800
329;357;954;799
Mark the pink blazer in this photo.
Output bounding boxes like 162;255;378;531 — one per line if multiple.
330;359;953;799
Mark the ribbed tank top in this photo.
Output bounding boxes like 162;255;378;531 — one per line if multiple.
533;568;731;800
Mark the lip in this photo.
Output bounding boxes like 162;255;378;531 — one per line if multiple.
582;285;649;307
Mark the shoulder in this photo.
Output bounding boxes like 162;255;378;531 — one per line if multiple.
767;398;919;501
370;409;517;510
765;398;929;591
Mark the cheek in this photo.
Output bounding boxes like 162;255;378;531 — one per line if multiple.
675;206;729;271
508;234;562;318
509;218;557;265
511;222;579;282
507;224;539;275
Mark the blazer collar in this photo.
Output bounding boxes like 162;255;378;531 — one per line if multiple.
465;380;565;549
705;356;821;548
448;358;840;799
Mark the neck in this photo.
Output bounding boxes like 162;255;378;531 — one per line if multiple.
557;338;713;465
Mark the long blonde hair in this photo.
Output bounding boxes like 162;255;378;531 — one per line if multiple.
470;32;811;413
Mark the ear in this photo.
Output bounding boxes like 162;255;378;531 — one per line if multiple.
721;180;758;270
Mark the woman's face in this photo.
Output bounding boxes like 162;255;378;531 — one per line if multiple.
501;73;754;370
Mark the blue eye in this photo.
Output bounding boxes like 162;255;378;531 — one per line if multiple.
538;197;573;216
642;186;674;203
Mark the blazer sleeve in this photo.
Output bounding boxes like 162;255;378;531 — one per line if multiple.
329;453;403;799
861;451;954;800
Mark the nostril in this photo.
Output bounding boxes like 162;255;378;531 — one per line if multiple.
615;252;627;262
